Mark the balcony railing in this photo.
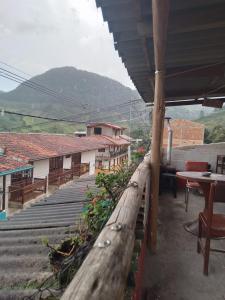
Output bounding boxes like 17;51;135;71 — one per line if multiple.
62;154;151;300
109;149;128;158
48;163;90;186
9;178;47;205
96;150;128;160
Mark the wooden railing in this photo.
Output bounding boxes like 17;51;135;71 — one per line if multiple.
9;178;47;205
48;163;90;186
62;154;151;300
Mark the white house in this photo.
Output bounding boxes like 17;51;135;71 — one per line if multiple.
86;123;131;171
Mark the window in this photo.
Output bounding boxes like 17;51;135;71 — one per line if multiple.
99;148;105;152
94;127;102;135
11;169;33;184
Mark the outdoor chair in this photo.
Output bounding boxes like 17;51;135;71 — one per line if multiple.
197;181;225;275
185;161;209;212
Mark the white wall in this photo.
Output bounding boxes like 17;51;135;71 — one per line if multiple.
81;150;96;175
0;174;11;214
63;155;72;169
33;159;49;179
167;142;225;172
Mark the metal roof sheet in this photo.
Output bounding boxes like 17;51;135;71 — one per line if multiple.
96;0;225;105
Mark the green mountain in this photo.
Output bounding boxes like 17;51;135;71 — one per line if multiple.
0;66;219;134
0;67;141;132
197;108;225;129
197;108;225;143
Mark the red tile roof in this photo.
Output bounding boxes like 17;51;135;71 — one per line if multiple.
0;156;32;174
82;135;130;146
0;133;106;162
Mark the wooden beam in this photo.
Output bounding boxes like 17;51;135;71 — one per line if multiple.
150;0;170;253
61;155;151;300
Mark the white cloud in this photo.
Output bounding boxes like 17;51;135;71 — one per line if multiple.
0;0;134;92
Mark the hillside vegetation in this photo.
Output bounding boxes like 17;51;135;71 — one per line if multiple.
197;108;225;143
0;66;219;134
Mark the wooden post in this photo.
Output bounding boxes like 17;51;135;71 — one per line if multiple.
149;0;170;252
2;175;6;210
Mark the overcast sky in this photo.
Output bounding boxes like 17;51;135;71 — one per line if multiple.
0;0;134;91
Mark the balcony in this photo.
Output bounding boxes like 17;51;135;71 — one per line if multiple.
61;142;225;300
9;178;47;205
48;163;90;186
109;148;128;158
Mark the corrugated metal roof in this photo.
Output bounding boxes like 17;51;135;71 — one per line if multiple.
96;0;225;105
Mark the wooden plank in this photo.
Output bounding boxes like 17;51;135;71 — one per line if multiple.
62;155;151;300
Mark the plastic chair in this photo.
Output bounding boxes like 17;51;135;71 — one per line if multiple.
197;181;225;275
185;161;209;212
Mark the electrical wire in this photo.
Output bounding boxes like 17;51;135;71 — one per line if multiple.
0;66;87;109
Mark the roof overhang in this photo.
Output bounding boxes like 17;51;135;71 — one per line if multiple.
96;0;225;107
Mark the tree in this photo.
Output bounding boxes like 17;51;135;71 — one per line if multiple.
204;125;225;144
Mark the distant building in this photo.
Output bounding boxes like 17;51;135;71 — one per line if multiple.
86;123;131;171
74;131;87;137
163;119;205;148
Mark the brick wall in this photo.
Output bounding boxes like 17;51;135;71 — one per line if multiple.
163;119;205;148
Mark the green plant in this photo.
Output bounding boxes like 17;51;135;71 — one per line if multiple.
82;198;114;235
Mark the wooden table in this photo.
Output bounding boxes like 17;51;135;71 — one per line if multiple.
177;171;225;235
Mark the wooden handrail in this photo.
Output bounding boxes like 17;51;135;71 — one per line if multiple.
62;154;151;300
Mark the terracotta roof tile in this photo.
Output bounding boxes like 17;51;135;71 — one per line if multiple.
0;133;105;162
0;155;32;174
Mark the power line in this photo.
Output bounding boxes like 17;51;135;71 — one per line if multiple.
2;109;86;123
0;62;88;109
0;61;146;124
0;68;87;110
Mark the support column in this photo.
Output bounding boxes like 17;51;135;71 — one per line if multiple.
150;71;166;252
149;0;170;253
2;175;6;210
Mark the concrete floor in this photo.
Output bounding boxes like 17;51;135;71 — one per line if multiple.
142;191;225;300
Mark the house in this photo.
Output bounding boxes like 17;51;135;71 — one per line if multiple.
0;133;105;207
0;153;33;219
86;123;131;170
